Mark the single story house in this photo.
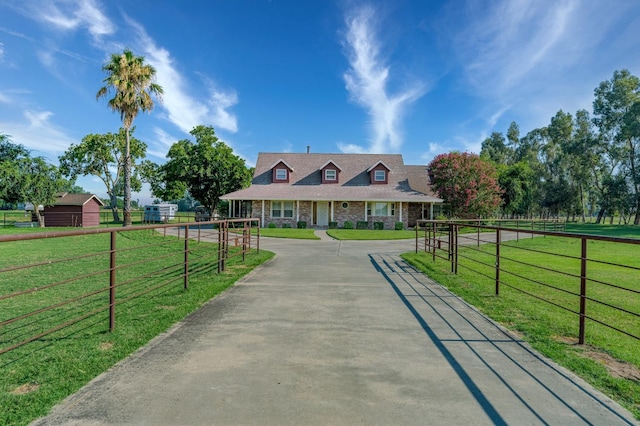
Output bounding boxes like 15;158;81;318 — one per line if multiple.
43;192;105;227
221;152;443;229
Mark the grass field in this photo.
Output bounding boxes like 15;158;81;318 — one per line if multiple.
402;231;640;419
0;229;273;425
327;229;415;240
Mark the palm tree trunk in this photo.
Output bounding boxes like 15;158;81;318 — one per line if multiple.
123;128;132;227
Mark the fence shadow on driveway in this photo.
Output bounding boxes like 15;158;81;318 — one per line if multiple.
368;253;637;426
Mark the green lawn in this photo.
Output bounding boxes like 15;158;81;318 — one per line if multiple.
327;229;415;240
565;222;640;238
402;232;640;420
0;230;274;425
250;227;320;239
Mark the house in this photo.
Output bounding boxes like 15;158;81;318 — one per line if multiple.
43;193;105;227
221;152;443;229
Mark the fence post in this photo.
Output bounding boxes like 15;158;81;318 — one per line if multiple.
579;237;587;344
477;220;480;247
242;221;247;262
257;220;260;253
454;224;459;274
495;228;501;295
184;226;189;290
432;222;436;263
415;221;419;253
109;230;116;332
449;223;454;273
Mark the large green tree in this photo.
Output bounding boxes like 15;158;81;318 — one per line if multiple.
0;136;64;227
97;49;163;226
428;152;503;218
59;128;146;222
593;69;640;223
142;125;251;215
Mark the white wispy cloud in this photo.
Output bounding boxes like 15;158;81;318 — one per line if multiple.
446;0;640;131
341;5;426;153
127;17;239;135
0;110;77;156
23;0;114;42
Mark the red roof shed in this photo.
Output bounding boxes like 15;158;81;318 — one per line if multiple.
44;193;105;227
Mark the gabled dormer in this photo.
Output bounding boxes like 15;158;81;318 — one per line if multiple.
270;159;294;183
320;160;342;184
367;160;391;185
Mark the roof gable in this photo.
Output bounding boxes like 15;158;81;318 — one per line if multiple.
53;192;105;207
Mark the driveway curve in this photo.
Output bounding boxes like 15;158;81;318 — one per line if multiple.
34;236;638;425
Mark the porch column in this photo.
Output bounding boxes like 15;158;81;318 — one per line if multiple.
430;202;434;220
330;201;334;222
399;201;403;222
296;200;300;222
228;201;232;217
364;201;368;221
261;200;265;226
421;202;425;220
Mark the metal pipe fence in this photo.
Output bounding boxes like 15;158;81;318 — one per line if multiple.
0;218;259;358
415;219;640;346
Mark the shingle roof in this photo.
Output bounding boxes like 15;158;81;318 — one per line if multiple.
54;192;105;206
222;153;442;203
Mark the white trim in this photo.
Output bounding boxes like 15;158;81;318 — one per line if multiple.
430;203;434;220
319;160;342;171
269;159;294;171
261;200;265;225
296;200;300;222
366;160;391;172
324;169;337;181
275;168;288;180
399;201;402;222
330;201;334;222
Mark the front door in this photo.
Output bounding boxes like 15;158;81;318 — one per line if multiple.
316;202;329;226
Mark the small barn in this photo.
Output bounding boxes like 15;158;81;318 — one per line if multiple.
44;193;105;227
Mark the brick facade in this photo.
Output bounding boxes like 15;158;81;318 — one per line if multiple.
251;199;427;229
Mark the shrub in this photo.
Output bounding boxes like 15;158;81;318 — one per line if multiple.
435;214;448;221
282;222;292;228
373;221;384;230
328;221;338;229
343;220;353;229
297;221;307;229
356;221;368;229
268;222;277;228
394;221;404;230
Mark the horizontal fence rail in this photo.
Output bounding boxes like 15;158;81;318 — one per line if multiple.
1;210;255;228
414;219;640;346
0;218;260;360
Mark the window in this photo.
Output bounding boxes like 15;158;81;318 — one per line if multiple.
367;202;395;216
341;202;349;209
271;201;294;218
374;170;386;181
275;168;288;180
325;169;337;181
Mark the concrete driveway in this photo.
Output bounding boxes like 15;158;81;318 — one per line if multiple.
34;235;638;425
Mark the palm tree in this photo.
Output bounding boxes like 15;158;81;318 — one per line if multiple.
97;49;163;226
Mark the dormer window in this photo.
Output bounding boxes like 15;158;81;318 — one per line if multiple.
320;160;342;184
325;169;337;181
270;159;294;183
275;168;288;180
367;160;391;184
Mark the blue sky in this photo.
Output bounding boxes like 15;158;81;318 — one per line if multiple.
1;0;640;204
